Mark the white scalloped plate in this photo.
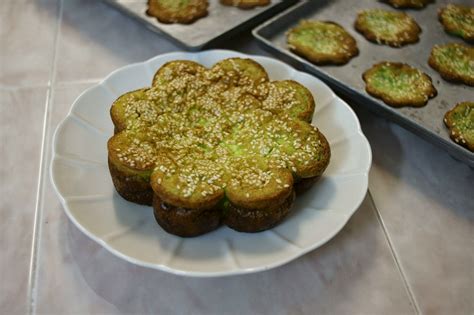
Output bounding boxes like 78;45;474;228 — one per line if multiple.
50;50;372;277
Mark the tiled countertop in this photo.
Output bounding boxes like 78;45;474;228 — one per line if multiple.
1;1;472;314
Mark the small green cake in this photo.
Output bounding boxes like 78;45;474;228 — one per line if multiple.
287;20;359;65
355;9;421;47
444;102;474;152
439;4;474;42
386;0;433;9
146;0;209;24
428;43;474;86
363;62;437;107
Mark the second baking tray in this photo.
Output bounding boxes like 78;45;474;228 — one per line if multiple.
253;0;474;166
103;0;297;50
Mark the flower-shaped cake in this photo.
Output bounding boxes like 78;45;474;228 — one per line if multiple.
108;58;330;237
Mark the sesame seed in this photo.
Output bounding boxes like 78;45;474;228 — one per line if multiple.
111;59;326;199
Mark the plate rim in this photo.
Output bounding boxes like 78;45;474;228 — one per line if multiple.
50;49;372;277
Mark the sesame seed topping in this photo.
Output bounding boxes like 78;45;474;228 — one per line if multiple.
110;59;328;199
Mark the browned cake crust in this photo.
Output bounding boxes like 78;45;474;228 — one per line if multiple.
386;0;433;9
153;189;295;236
146;0;209;24
223;190;295;233
220;0;270;9
153;194;221;237
108;158;154;206
294;176;321;195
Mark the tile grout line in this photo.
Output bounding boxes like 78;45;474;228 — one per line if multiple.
26;72;53;315
27;0;63;314
0;83;51;91
368;190;421;315
0;80;100;91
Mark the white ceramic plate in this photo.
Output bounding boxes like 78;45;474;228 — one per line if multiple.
51;50;372;277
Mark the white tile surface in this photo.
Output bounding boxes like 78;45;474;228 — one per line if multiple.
0;0;59;86
355;106;474;315
55;0;181;83
0;87;48;314
1;0;473;313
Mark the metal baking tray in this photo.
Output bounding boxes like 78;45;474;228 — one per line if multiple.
253;0;474;166
102;0;298;50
